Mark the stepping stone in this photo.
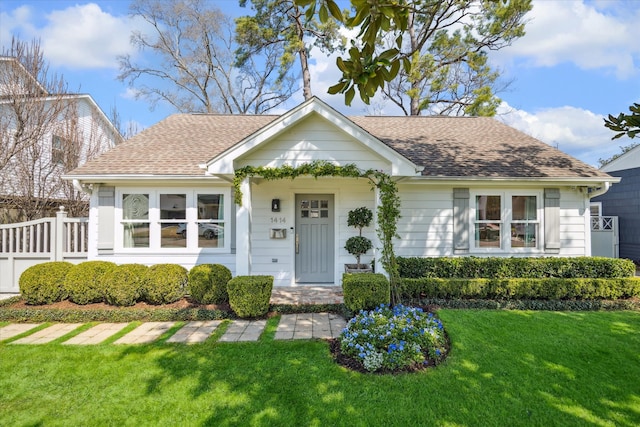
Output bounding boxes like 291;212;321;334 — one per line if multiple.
11;323;83;344
274;313;347;340
114;322;175;344
0;323;42;341
219;320;266;342
166;320;222;344
63;323;129;345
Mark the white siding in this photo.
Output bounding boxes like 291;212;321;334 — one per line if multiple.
237;114;391;171
247;177;376;286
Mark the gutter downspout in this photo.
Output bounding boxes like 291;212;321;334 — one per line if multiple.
588;182;611;199
72;179;93;195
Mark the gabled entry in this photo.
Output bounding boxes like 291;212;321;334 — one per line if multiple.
295;194;334;283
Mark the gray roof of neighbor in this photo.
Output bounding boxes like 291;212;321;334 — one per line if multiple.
67;112;611;180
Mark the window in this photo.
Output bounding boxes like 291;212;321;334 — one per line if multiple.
51;135;65;165
510;196;537;248
118;189;229;251
122;193;150;248
472;192;540;251
196;194;224;248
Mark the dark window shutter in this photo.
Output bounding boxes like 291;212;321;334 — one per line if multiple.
453;188;470;253
97;186;115;253
544;188;560;252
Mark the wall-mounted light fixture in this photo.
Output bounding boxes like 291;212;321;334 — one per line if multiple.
271;198;280;212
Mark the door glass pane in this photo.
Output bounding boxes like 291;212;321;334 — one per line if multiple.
300;200;309;209
310;200;319;209
320;210;328;218
320;200;328;209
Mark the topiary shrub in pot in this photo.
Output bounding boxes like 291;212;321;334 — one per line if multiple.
227;275;273;318
188;264;232;304
19;261;73;305
104;264;148;306
345;206;373;272
64;261;117;304
143;264;188;304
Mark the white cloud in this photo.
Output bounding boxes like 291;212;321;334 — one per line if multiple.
496;102;627;167
40;3;137;69
494;0;640;79
1;3;143;69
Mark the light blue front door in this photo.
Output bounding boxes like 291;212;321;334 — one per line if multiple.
295;194;334;283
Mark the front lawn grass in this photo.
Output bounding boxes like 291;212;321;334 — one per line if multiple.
1;310;639;426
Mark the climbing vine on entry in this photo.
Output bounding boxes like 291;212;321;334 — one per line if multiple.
233;160;402;304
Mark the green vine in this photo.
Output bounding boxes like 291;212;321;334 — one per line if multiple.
233;160;401;303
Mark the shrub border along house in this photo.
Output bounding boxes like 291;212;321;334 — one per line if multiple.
396;256;640;301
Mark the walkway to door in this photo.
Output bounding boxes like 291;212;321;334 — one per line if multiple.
270;285;343;305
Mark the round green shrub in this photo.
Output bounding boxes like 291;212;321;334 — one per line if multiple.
104;264;148;306
64;261;116;304
19;261;73;305
143;264;188;304
188;264;231;304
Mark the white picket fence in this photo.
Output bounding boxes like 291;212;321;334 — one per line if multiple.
0;207;88;293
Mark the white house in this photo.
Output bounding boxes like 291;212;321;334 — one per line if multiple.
0;56;122;219
64;97;618;287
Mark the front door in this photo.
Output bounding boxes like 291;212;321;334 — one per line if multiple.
295;194;334;283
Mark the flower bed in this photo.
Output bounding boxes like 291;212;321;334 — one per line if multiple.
338;304;448;373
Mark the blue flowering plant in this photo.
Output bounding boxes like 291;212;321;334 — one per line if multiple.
339;304;448;373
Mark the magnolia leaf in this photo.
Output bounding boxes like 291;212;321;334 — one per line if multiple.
328;81;347;94
319;4;328;23
345;86;356;106
326;0;343;21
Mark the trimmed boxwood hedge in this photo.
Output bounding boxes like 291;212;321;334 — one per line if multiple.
64;261;117;304
19;261;73;305
143;264;188;304
227;275;273;318
342;273;390;312
104;264;148;306
397;256;636;279
399;277;640;300
188;264;231;304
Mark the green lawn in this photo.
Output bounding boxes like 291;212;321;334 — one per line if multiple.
1;310;639;426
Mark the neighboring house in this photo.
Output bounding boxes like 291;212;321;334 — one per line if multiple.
64;97;617;287
592;145;640;261
0;56;122;220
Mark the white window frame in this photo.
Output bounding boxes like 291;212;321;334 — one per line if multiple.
115;187;231;253
470;190;543;254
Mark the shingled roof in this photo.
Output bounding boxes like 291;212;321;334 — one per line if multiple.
67;109;610;180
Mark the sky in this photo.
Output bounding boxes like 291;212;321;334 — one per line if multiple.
0;0;639;168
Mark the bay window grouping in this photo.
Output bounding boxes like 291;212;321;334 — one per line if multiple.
120;190;227;250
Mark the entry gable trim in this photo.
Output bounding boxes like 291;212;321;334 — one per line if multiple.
205;97;420;176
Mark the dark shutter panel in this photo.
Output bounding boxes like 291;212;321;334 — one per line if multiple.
453;188;470;253
544;188;561;252
97;186;115;253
